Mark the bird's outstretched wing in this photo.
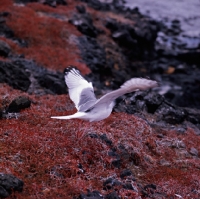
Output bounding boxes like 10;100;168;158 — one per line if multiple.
64;66;97;111
92;78;158;107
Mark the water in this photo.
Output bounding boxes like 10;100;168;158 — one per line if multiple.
125;0;200;109
125;0;200;37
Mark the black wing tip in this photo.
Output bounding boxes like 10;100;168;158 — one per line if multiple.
64;66;80;74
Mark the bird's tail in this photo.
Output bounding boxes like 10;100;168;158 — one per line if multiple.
51;112;86;120
51;115;73;120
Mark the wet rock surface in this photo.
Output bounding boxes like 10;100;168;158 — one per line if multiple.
126;0;200;64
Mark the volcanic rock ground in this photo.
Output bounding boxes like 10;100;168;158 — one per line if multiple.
0;0;200;198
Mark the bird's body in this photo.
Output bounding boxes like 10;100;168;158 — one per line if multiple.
56;101;115;122
51;66;158;122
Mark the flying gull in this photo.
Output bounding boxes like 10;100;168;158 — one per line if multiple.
51;66;158;122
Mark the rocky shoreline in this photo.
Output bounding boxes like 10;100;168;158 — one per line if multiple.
0;0;200;198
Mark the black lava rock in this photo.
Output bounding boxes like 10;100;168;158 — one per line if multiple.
7;96;31;112
0;108;3;119
158;103;186;124
120;169;133;179
81;0;127;12
44;0;67;6
0;173;23;198
87;133;99;139
0;186;9;198
0;23;14;38
105;191;120;199
184;108;200;124
78;36;107;72
78;190;103;199
78;36;116;90
76;5;86;14
111;158;121;168
144;92;164;113
99;134;112;146
103;178;122;190
189;147;199;157
0;12;10;18
123;183;134;190
142;183;157;197
111;27;137;48
0;40;11;57
0;60;31;91
70;12;101;37
15;0;36;3
156;20;200;65
105;18;159;58
144;184;156;190
0;59;67;95
37;72;66;94
108;149;120;159
80;0;110;11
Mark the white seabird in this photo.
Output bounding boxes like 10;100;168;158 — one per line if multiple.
51;66;158;122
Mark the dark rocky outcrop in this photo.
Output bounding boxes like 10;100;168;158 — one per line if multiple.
0;40;11;57
0;60;31;91
114;90;200;127
80;0;125;11
78;190;103;199
0;59;67;94
0;174;23;198
105;18;159;59
70;6;102;38
7;96;31;113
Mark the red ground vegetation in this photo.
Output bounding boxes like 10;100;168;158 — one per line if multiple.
1;0;89;74
1;1;200;198
1;83;200;198
0;0;13;11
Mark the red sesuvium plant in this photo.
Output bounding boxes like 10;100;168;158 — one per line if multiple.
1;0;89;74
1;1;200;198
0;0;13;11
1;83;200;198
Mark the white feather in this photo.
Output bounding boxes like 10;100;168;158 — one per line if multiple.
64;67;96;110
